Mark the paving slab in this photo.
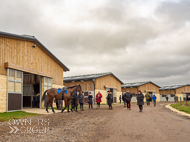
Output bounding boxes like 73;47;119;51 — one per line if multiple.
23;108;66;114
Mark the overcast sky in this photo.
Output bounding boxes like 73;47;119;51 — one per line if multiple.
1;0;190;86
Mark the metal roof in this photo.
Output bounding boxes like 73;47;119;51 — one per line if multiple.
121;81;160;88
64;72;123;84
0;31;69;71
159;84;190;90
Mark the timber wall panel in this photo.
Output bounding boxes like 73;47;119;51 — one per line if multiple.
122;87;138;93
139;83;159;93
64;80;94;92
176;86;190;94
0;37;64;85
95;75;122;91
159;90;175;95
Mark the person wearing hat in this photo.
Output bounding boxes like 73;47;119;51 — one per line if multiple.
96;91;102;109
136;90;144;112
88;92;93;109
106;91;113;110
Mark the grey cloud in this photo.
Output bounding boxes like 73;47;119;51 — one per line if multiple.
1;0;190;86
156;0;190;24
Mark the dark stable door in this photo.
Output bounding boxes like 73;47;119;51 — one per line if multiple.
23;96;31;107
8;93;22;111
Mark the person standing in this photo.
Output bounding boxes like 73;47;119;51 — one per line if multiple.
58;99;63;110
166;96;169;102
145;92;151;106
71;91;79;112
88;92;93;109
122;92;126;107
96;91;102;109
152;94;157;107
137;90;144;112
79;92;84;111
125;90;133;110
54;98;59;109
107;91;113;110
119;95;121;104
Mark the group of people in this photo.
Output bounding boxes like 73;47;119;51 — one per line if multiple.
66;91;103;112
55;90;158;113
120;90;157;112
63;91;113;112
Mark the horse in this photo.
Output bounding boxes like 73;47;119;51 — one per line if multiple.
41;85;82;113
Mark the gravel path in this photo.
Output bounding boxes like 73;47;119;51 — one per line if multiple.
0;102;190;142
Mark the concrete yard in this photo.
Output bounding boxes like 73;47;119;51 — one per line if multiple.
0;102;190;142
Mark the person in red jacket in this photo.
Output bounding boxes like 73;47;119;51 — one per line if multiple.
96;91;102;109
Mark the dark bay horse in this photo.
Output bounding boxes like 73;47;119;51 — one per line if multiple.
42;85;82;113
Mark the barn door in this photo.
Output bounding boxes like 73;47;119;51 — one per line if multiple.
7;69;23;111
43;77;53;107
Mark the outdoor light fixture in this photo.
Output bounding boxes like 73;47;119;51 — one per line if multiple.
32;44;36;48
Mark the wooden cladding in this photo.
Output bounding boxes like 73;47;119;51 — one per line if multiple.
122;83;159;94
5;62;52;78
64;80;94;91
160;85;190;95
95;75;122;91
0;36;63;85
64;75;122;92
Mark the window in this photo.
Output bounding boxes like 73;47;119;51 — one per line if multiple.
8;69;23;93
162;95;166;97
170;94;175;97
84;92;88;96
43;77;52;90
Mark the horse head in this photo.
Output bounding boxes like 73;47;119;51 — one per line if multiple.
77;85;83;95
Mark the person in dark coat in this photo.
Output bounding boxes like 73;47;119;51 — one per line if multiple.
58;100;63;110
166;96;169;102
88;92;93;109
145;92;151;106
107;91;113;110
71;91;79;112
79;92;84;111
122;92;126;107
54;98;59;109
137;90;144;112
125;90;133;110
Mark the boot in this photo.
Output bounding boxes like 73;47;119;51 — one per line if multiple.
141;106;143;112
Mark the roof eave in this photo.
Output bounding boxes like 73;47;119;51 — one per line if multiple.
0;31;69;71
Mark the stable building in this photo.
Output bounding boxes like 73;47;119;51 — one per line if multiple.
63;72;123;104
121;81;160;102
0;31;69;112
159;84;190;101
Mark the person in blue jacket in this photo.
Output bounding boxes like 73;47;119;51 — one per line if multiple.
152;94;157;107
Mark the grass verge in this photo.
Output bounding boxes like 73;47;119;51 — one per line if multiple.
170;102;190;114
0;111;40;122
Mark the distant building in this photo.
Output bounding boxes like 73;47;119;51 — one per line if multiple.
121;81;160;102
159;84;190;101
63;72;123;104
